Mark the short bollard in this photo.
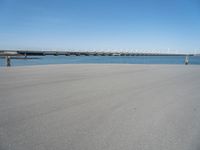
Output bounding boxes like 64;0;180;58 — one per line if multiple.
5;56;11;67
184;56;189;65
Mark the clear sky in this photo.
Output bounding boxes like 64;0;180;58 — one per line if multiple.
0;0;200;53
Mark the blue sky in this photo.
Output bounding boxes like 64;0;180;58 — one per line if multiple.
0;0;200;53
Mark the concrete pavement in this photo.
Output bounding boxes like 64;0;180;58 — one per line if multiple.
0;64;200;150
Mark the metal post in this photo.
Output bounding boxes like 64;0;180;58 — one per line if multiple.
184;56;189;65
5;56;11;67
25;53;27;59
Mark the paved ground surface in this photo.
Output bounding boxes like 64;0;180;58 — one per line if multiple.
0;64;200;150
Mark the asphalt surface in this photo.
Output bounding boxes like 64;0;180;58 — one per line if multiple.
0;64;200;150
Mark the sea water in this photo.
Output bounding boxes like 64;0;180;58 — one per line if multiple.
0;56;200;67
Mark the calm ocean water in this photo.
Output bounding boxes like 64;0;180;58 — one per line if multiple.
0;56;200;67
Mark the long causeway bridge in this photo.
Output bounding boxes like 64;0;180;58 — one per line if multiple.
0;50;197;66
0;50;195;57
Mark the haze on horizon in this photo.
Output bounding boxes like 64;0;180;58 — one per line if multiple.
0;0;200;53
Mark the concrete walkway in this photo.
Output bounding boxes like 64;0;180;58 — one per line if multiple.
0;64;200;150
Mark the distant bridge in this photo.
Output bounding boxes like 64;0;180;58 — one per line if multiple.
0;50;195;57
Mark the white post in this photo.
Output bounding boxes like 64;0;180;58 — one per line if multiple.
5;56;11;67
184;56;189;65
